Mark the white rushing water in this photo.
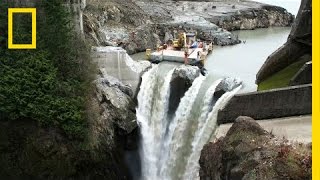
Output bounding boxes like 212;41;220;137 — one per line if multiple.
183;85;242;180
136;64;241;180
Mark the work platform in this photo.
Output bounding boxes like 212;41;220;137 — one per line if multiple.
150;48;205;64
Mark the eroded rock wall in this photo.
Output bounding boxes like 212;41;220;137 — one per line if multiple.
83;0;294;54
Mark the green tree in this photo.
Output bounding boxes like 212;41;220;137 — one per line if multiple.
0;0;94;139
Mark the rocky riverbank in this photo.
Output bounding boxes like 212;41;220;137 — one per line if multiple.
199;116;312;180
0;69;139;179
83;0;294;54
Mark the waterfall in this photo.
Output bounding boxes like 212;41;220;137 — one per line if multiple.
182;85;242;180
160;75;206;180
137;65;242;180
137;65;175;180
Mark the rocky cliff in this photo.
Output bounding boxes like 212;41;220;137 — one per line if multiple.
256;0;312;83
0;72;138;179
83;0;294;54
199;116;312;180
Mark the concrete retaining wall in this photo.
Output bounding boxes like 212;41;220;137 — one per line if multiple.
217;84;312;124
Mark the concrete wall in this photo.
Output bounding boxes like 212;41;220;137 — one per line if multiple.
217;84;312;124
91;47;141;94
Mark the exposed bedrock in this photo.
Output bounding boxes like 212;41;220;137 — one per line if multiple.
256;0;312;83
83;0;294;54
0;73;139;179
289;60;312;86
209;5;294;31
214;77;242;99
168;65;200;115
199;116;312;180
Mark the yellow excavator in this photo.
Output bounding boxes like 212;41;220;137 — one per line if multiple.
172;33;187;49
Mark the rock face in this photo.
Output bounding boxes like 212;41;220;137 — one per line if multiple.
0;72;138;179
169;65;200;115
83;0;294;54
199;116;312;180
289;60;312;86
210;5;294;31
256;0;312;83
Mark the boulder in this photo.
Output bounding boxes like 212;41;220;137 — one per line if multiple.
94;76;137;134
98;68;134;97
199;116;312;180
168;65;200;115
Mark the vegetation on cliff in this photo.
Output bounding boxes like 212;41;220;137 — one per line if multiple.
0;0;93;138
258;57;309;90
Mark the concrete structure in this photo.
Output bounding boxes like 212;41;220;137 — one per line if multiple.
151;48;204;64
91;47;152;95
215;115;312;143
91;47;140;94
217;84;312;124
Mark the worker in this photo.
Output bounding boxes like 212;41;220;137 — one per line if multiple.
198;42;203;48
190;40;198;48
199;51;206;65
208;42;213;53
184;48;189;64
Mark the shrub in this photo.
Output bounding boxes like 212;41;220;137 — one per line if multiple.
0;0;93;139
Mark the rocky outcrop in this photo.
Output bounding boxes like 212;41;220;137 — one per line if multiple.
210;5;294;31
214;77;242;98
94;74;137;134
0;71;138;179
256;0;312;84
199;116;312;180
289;60;312;86
83;0;294;54
169;65;200;114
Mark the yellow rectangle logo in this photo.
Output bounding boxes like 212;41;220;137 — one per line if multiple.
8;8;36;49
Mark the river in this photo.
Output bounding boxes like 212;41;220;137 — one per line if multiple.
205;27;292;92
131;0;301;93
205;0;300;93
130;1;301;179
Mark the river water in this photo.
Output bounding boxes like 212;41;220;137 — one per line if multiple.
131;0;300;93
205;27;291;92
130;1;301;180
205;0;300;93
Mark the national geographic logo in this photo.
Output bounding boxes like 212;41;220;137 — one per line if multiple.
8;8;36;49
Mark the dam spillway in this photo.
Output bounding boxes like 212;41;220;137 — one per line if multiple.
136;63;242;180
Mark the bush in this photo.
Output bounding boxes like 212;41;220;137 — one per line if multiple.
0;0;93;139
